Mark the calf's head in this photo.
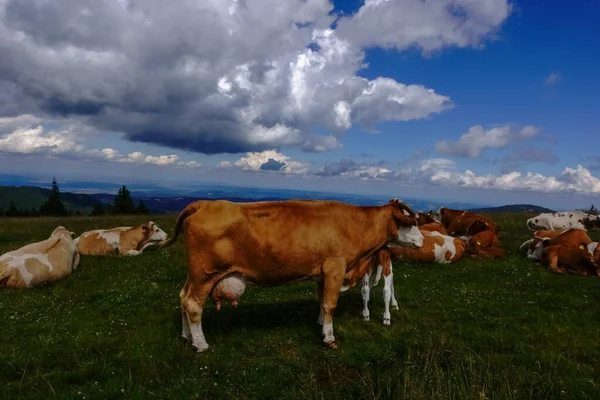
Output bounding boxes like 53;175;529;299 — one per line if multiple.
387;198;424;248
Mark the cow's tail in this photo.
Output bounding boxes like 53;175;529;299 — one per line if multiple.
519;239;532;250
158;202;204;250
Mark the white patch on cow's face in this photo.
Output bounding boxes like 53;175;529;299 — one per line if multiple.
430;208;443;223
392;225;424;248
148;222;168;242
587;242;599;256
527;242;544;261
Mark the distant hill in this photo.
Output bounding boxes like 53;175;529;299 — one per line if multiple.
0;186;104;214
467;204;555;214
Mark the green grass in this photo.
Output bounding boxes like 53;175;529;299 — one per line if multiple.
1;213;599;400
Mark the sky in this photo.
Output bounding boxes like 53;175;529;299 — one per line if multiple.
0;0;599;209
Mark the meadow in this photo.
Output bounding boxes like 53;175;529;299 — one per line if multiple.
1;213;599;400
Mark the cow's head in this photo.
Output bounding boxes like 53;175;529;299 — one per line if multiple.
416;211;436;226
429;207;445;224
50;226;76;241
466;219;490;236
388;198;424;248
142;221;168;242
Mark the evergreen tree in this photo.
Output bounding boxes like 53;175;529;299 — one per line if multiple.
91;202;106;216
40;178;68;216
136;199;150;215
113;185;136;214
7;201;19;217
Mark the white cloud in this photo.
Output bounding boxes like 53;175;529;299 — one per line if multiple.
0;0;510;155
224;149;310;174
335;0;512;54
544;71;561;86
0;119;200;168
435;124;542;158
392;158;600;195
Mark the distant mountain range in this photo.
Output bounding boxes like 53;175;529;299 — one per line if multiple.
0;182;555;216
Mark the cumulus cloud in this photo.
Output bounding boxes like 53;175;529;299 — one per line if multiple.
544;71;561;86
222;150;310;174
315;158;392;180
0;0;513;155
0;118;199;168
335;0;512;54
435;124;541;158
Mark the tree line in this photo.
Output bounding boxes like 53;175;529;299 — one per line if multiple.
0;178;150;217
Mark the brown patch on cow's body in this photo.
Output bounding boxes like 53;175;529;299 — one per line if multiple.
418;222;448;235
437;207;500;237
530;228;592;252
541;244;599;276
76;224;153;255
465;231;504;260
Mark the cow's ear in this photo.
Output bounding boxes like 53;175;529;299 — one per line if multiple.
70;231;76;237
391;206;417;227
142;225;150;234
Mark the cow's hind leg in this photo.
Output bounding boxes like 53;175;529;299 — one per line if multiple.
382;272;393;325
181;275;219;353
361;271;371;321
317;279;324;325
180;283;191;341
390;266;399;311
321;260;345;349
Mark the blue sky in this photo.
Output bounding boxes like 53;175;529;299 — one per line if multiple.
0;0;599;209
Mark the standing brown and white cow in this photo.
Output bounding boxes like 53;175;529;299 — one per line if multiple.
159;198;424;352
0;226;80;288
74;222;167;256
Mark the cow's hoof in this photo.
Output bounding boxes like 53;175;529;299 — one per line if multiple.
181;334;191;342
383;318;391;326
192;343;210;353
391;305;400;311
362;315;370;321
324;340;338;349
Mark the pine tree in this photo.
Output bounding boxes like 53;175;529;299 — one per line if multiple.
113;185;136;214
136;199;150;215
40;178;68;216
91;202;106;216
7;201;19;217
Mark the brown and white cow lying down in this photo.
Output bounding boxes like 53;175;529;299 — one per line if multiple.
430;207;500;237
541;244;600;276
519;228;592;262
74;222;167;256
388;230;465;265
463;230;505;260
0;226;80;289
159;198;424;352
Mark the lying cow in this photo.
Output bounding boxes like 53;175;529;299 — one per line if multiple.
0;226;80;288
520;228;592;262
541;244;599;276
388;230;465;264
526;211;600;231
74;222;167;256
159;198;424;352
464;230;505;259
430;207;500;237
418;221;448;235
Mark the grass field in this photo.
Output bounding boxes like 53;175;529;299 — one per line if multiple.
1;213;600;400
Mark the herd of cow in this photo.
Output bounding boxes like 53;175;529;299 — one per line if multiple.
2;198;600;353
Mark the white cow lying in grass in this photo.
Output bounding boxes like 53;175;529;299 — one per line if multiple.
0;226;80;289
74;221;167;256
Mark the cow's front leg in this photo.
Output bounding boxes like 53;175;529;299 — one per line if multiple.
321;261;345;349
361;272;371;321
389;261;399;311
125;249;142;256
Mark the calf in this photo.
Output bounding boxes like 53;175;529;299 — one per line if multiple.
464;230;505;259
388;230;465;264
75;221;167;256
520;228;592;262
0;226;80;289
541;244;600;276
